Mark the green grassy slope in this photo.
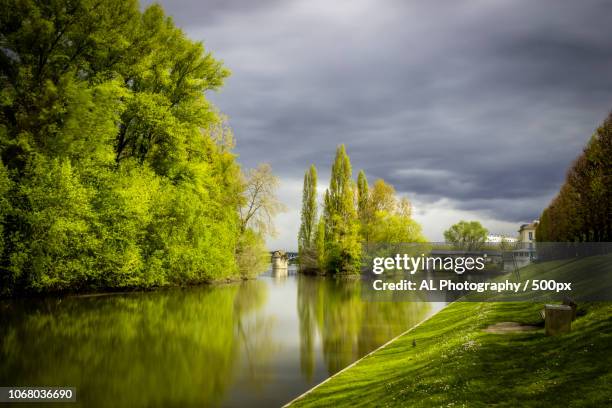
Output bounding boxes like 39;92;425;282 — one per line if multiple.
290;255;612;407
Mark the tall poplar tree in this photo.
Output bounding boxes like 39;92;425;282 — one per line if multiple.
322;145;361;274
357;170;369;219
298;165;318;270
315;218;326;269
357;170;372;243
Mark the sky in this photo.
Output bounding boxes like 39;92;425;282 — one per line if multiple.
145;0;612;250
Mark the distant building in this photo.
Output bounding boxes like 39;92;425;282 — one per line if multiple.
518;221;538;249
508;220;539;267
271;250;289;270
486;234;518;243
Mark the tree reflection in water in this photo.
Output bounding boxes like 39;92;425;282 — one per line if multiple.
0;274;433;407
0;280;274;408
297;275;431;378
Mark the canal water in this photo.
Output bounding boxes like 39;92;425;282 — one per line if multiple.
0;266;444;407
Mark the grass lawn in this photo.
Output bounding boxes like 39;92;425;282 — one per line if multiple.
289;255;612;407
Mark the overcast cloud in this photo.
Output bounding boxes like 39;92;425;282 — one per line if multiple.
146;0;612;249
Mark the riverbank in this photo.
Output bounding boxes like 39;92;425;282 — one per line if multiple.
288;255;612;407
0;272;259;300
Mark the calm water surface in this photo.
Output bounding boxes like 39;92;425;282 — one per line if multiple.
0;267;444;407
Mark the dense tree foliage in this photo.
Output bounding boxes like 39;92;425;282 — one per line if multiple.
537;113;612;242
298;165;318;271
443;221;488;251
0;0;274;295
365;179;422;244
322;145;361;274
356;170;372;242
297;145;425;274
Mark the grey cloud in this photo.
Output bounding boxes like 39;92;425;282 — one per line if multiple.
142;0;282;25
152;0;612;224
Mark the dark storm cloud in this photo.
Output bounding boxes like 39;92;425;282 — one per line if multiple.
142;0;282;24
151;0;612;223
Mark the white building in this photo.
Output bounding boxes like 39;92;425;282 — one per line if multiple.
518;221;538;249
512;220;539;266
486;234;518;243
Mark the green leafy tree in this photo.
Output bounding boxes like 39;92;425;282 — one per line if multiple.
537;112;612;243
322;145;361;274
370;212;425;244
357;170;370;217
298;165;318;271
315;218;326;271
444;221;488;251
360;176;423;244
301;156;426;274
369;179;397;214
0;164;12;289
0;0;254;294
356;170;373;242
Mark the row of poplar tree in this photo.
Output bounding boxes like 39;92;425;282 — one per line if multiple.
0;1;278;295
536;113;612;242
297;145;425;274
